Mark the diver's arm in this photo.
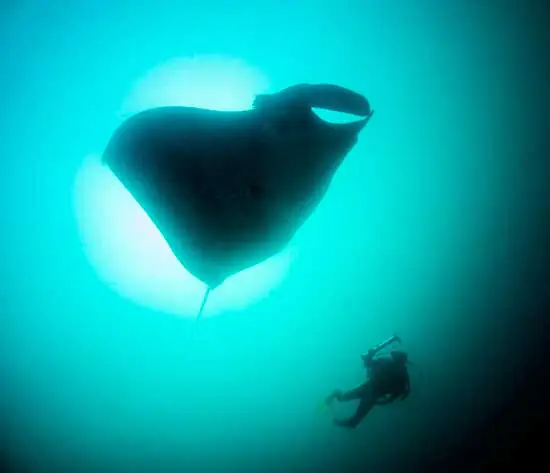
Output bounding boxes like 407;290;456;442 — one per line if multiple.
361;335;401;365
366;355;393;370
361;349;377;365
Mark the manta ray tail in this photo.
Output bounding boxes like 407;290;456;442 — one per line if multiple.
196;286;211;322
183;286;212;360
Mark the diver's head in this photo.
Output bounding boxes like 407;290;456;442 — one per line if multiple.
391;350;408;365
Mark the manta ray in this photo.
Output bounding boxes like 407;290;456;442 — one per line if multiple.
103;83;373;315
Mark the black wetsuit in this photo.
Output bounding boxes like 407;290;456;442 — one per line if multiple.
330;354;410;429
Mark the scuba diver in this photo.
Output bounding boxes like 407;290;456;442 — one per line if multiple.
325;335;410;429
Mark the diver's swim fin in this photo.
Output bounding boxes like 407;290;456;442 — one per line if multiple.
316;398;335;416
316;391;339;415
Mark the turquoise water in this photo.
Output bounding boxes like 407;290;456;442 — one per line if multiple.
1;1;545;472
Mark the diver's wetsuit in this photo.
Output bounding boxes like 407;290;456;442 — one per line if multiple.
328;352;410;429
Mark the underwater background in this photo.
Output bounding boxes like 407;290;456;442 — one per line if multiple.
1;1;547;472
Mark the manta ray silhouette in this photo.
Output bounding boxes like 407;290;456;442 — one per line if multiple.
103;83;372;315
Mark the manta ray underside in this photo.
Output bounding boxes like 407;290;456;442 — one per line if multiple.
103;83;373;295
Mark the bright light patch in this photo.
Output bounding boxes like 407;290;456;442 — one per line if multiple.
119;55;270;116
312;108;367;124
74;56;293;317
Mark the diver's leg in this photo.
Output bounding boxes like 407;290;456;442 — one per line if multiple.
326;386;360;404
337;382;371;402
333;396;375;429
325;389;343;404
326;382;371;406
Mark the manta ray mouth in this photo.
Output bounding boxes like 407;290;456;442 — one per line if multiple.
255;83;373;126
256;83;371;115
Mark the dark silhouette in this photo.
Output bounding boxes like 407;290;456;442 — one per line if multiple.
103;84;373;291
326;335;410;429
